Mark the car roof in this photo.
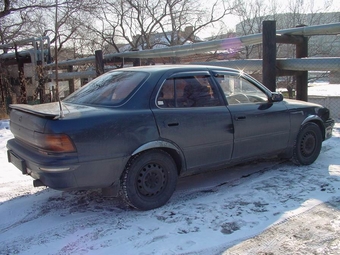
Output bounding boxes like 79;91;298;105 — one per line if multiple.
111;64;240;74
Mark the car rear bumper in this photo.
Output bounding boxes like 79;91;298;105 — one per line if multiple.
7;138;126;192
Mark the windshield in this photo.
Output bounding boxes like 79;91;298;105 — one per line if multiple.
63;71;149;106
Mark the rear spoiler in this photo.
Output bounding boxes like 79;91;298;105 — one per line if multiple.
9;104;60;119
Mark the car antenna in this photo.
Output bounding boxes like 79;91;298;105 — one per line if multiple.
55;0;64;119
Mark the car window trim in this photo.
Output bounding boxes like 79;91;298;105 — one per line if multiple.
169;71;211;78
155;71;226;109
211;70;273;99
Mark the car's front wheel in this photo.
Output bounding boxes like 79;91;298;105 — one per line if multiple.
120;150;178;210
292;122;322;165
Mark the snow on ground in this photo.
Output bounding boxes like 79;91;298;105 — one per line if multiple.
0;119;340;255
308;83;340;96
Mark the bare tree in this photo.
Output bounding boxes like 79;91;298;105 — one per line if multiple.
0;0;100;56
161;0;234;44
35;1;100;56
234;0;276;59
87;0;168;53
86;0;237;58
234;0;338;96
235;0;336;59
0;0;58;46
0;0;57;19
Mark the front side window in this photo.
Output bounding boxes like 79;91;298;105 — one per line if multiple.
64;71;148;106
157;75;222;108
215;74;268;104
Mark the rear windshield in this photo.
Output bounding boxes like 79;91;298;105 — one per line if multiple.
63;71;149;106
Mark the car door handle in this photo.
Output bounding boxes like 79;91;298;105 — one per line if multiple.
235;115;246;121
163;118;179;127
167;122;179;127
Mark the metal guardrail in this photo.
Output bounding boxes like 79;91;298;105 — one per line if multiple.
0;37;50;64
2;23;339;80
193;58;340;71
48;22;340;68
49;58;340;80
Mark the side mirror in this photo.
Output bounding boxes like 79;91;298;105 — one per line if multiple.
271;92;283;102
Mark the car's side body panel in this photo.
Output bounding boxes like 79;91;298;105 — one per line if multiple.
209;69;291;159
152;106;234;173
150;69;234;174
227;101;291;159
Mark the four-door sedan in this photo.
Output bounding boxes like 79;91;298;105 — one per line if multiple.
7;65;335;210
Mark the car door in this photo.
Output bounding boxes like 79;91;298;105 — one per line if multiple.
212;71;291;160
151;71;234;173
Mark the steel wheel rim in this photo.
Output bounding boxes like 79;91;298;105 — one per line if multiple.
300;131;316;157
137;163;166;196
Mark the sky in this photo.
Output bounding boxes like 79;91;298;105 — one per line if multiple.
198;0;340;37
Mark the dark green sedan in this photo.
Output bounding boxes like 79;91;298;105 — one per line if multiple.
7;65;335;210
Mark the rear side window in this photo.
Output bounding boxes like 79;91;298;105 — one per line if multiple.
64;71;148;106
157;75;222;108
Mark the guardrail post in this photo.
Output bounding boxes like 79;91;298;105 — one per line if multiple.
295;27;308;101
15;44;27;104
262;20;277;92
67;65;74;94
36;60;44;103
130;48;141;66
95;50;104;76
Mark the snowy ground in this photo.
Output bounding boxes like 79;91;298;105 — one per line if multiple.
1;118;340;255
308;83;340;96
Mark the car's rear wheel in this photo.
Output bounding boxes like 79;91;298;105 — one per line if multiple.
292;122;322;165
120;150;178;210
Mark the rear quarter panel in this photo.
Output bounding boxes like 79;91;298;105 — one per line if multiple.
43;108;159;163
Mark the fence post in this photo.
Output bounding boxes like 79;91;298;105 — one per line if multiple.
130;48;141;66
15;44;27;104
36;60;44;104
67;65;75;94
262;20;277;92
295;29;308;101
95;50;104;76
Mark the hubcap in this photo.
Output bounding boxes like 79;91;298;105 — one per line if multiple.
300;131;316;157
137;163;166;196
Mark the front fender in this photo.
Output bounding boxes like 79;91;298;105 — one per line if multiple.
301;115;326;140
301;115;324;126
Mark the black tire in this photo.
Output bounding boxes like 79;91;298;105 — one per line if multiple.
120;150;178;210
292;122;322;165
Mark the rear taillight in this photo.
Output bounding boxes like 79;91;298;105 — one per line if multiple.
33;132;76;153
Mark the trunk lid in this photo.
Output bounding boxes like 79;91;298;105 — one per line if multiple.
9;102;97;144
